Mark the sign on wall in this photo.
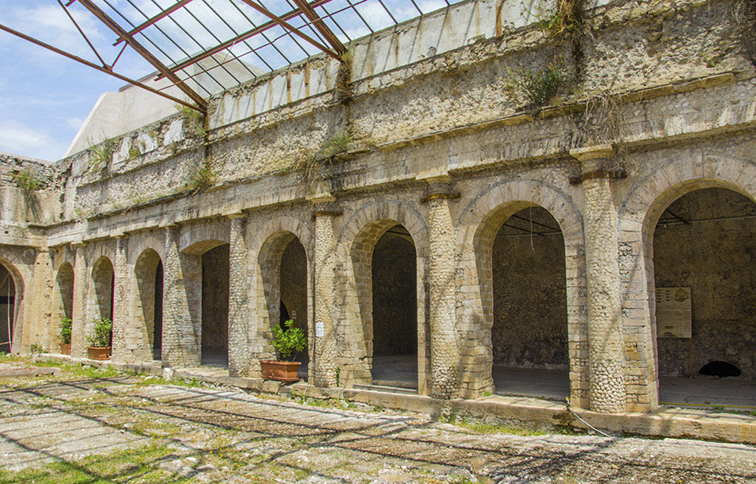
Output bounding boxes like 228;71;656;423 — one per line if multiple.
656;287;692;338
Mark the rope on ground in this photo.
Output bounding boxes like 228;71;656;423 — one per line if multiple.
565;397;611;437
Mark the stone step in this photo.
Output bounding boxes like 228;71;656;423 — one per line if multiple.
353;383;418;395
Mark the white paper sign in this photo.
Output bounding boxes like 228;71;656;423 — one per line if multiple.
315;321;324;338
656;287;692;338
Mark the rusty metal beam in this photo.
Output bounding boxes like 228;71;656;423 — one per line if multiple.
0;22;203;112
115;0;195;46
237;0;340;60
77;0;207;109
157;0;333;78
291;0;346;55
58;0;108;67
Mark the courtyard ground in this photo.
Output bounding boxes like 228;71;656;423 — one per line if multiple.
0;355;755;484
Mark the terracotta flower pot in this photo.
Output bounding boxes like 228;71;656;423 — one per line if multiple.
87;346;111;360
260;360;301;383
60;343;71;355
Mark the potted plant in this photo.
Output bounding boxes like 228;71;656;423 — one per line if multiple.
261;319;307;382
59;318;72;355
86;317;112;360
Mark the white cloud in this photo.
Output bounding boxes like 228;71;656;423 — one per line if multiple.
65;117;85;130
0;120;66;161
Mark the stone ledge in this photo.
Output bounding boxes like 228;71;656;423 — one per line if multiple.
35;356;756;445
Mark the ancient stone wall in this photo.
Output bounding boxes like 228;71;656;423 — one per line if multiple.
0;0;754;414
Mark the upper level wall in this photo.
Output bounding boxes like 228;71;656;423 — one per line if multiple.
0;152;62;227
19;0;754;242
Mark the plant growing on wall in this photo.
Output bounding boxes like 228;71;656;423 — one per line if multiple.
88;137;117;171
539;0;582;36
177;104;207;138
318;132;352;160
294;131;353;192
60;318;72;345
87;318;112;348
12;168;43;192
271;319;307;361
187;159;217;193
507;62;569;108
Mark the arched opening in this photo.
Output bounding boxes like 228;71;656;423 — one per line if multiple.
135;249;163;361
653;187;756;407
202;244;229;367
89;257;114;351
258;232;309;379
370;224;418;388
91;257;114;322
489;206;569;399
280;238;308;371
0;263;17;354
54;263;74;352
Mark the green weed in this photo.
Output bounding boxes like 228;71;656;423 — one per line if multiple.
88;137;117;171
507;62;569;108
13;168;43;192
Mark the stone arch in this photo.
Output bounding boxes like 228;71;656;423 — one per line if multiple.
335;201;429;392
256;232;309;357
0;258;24;354
134;248;163;361
457;179;587;403
619;155;756;409
53;262;75;352
247;215;314;377
90;256;114;322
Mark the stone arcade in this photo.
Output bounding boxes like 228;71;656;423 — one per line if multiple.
1;0;755;416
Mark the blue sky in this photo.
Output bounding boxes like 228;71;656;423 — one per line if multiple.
0;0;454;162
0;1;153;161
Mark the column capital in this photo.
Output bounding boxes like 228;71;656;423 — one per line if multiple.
307;191;337;205
416;168;452;184
418;169;459;201
227;211;246;220
71;241;87;248
569;144;614;162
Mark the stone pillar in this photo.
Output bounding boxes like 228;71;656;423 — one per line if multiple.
71;242;88;358
571;145;627;414
161;224;201;367
311;196;340;387
228;213;250;377
111;235;129;363
424;175;460;399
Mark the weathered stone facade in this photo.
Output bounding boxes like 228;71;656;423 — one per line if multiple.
1;0;755;414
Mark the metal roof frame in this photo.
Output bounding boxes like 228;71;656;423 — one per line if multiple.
0;0;462;114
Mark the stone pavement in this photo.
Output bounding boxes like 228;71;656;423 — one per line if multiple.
0;363;755;483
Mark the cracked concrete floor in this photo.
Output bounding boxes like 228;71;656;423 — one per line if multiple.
0;360;755;483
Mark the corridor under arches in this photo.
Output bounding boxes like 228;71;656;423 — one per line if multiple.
201;244;230;367
652;187;756;408
54;262;74;353
370;224;418;388
489;206;570;400
0;263;17;353
134;249;163;361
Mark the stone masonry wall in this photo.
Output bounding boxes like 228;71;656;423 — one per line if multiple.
0;0;755;414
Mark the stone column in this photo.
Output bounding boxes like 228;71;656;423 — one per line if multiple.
71;242;88;358
162;224;183;366
228;213;250;377
571;145;627;414
311;196;340;387
111;235;130;363
424;174;460;399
